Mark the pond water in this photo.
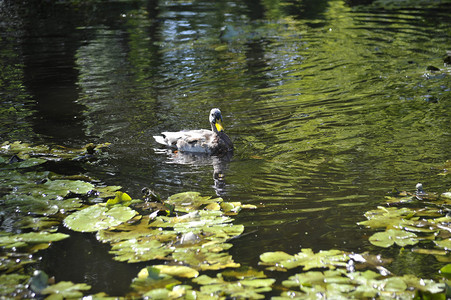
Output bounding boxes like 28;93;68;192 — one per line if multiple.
1;0;451;296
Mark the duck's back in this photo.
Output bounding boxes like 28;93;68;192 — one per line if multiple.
154;129;233;155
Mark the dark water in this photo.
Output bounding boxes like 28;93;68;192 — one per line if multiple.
1;0;451;295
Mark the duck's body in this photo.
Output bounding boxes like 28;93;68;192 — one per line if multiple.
153;108;233;155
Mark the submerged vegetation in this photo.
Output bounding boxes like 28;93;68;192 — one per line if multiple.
0;141;450;298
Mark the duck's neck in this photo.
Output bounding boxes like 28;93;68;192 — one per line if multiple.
211;122;219;134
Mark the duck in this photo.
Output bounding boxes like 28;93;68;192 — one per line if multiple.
153;108;233;155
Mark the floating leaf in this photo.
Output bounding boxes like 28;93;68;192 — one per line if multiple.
279;268;444;299
222;267;267;280
358;206;417;229
96;185;122;198
16;216;59;231
0;254;35;273
131;267;180;295
260;249;348;271
369;229;418;248
166;192;223;211
0;273;30;296
109;238;173;263
41;179;94;198
435;239;451;250
440;264;451;279
193;274;275;299
0;232;69;249
172;244;240;270
63;204;137;232
152;265;199;278
41;281;91;299
14;157;48;168
106;191;132;206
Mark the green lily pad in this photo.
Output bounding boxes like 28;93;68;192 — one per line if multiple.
109;238;173;262
440;264;451;279
41;281;91;299
0;254;36;273
368;229;419;248
40;179;94;198
16;216;59;231
96;185;123;198
131;267;181;294
193;274;275;299
172;244;240;270
63;204;138;232
0;232;69;249
13;157;48;168
166;192;223;211
358;206;417;229
0;273;30;296
434;239;451;250
1;141;110;160
279;268;444;299
401;274;444;293
259;249;348;271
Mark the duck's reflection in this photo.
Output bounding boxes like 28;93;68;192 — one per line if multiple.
155;149;233;196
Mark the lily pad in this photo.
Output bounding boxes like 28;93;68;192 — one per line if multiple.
279;268;444;299
434;239;451;250
131;267;181;294
440;264;451;279
193;274;275;299
0;254;35;273
0;232;69;249
368;229;419;248
109;238;173;262
259;249;349;271
40;179;94;198
0;273;30;296
106;191;132;206
358;206;417;229
172;245;240;270
166;192;223;211
63;204;137;232
152;265;199;278
41;281;91;299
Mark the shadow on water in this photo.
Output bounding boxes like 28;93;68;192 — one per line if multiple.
38;227;143;295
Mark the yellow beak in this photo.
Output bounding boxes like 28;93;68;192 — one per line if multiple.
215;119;224;132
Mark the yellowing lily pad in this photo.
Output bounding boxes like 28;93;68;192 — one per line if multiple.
63;204;137;232
106;191;132;206
152;265;199;278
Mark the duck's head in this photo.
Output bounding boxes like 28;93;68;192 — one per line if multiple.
210;108;225;133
